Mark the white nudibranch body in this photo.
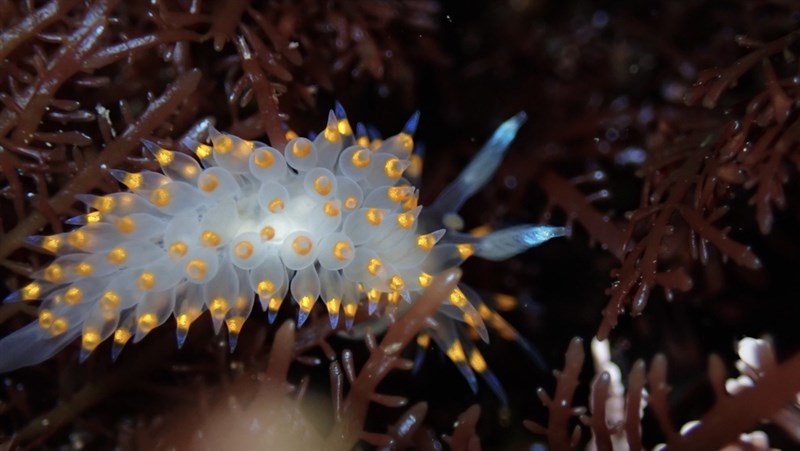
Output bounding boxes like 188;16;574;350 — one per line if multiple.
0;107;565;392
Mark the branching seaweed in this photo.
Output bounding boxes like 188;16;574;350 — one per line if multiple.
530;336;800;450
540;25;800;339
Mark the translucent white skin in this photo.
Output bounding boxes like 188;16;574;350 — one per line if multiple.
0;109;566;377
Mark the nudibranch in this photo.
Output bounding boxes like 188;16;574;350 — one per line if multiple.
0;106;564;393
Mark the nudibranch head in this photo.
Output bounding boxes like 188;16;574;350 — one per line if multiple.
0;106;565;394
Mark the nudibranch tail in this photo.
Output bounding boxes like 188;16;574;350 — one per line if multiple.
0;107;565;392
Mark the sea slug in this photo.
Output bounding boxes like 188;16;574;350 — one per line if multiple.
0;106;565;392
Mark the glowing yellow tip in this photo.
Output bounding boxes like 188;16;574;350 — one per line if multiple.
209;297;230;319
418;272;433;288
44;264;64;283
168;241;188;260
367;258;383;276
387;186;411;203
137;312;158;333
292;140;311;158
100;290;121;311
226;316;245;334
478;303;494;321
82;327;102;352
95;196;115;213
367;289;381;303
407;154;423;179
323;200;340;217
67;230;87;248
416;333;430;348
86;211;102;223
50;317;69;336
234;241;254;259
387;291;400;304
463;312;479;328
470;224;493;237
337;118;352;135
416;234;437;252
326;297;341;315
383;158;405;178
185;259;207;281
402;195;418;211
351;149;371;168
107;246;128;265
260;225;276;241
38;309;54;329
201;230;221;247
357;136;370;147
324;125;341;142
268;197;285;213
333;241;352;261
343;304;358;321
369;139;383;150
64;286;83;305
150;187;171;207
298;295;315;312
115;216;136;234
195;143;212;159
137;271;156;291
253;149;274;168
494;294;519;311
388;275;404;291
396;211;415;229
469;349;488;373
285;130;299;141
449;288;468;308
314;175;333;196
344;196;359;210
268;296;283;313
215;135;233;154
257;280;276;297
456;243;475;260
113;327;132;346
398;132;414;151
199;174;219;192
123;173;143;189
292;235;313;256
41;235;61;253
74;262;94;277
21;282;42;300
175;313;193;332
155;148;174;165
446;340;466;363
365;208;384;225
